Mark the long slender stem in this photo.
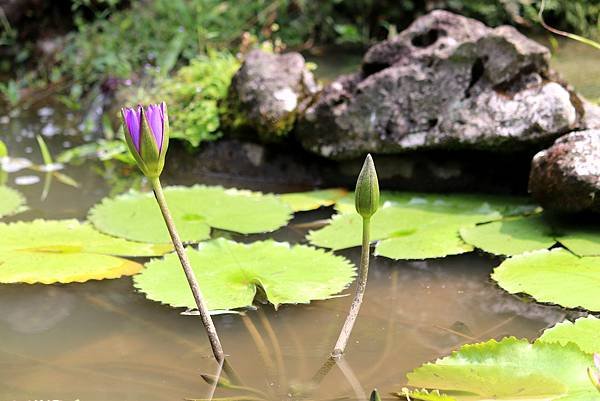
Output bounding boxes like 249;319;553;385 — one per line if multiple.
151;177;224;363
332;217;371;357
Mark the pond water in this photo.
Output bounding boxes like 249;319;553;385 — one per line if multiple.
0;38;596;401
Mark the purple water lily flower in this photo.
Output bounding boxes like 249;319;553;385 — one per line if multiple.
121;102;170;178
122;102;167;152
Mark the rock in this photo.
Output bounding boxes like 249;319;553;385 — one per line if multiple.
529;130;600;213
163;139;327;192
220;50;318;142
296;10;581;160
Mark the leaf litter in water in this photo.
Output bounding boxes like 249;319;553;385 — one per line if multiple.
88;185;293;243
134;238;356;311
0;186;26;218
308;192;536;260
0;219;170;284
492;248;600;312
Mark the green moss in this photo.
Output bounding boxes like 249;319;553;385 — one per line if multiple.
127;51;240;147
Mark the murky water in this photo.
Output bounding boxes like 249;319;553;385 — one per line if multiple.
0;38;596;401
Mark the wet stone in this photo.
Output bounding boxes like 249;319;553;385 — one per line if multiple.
529;129;600;213
295;10;582;160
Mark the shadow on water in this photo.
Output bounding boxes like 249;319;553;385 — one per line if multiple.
0;38;596;401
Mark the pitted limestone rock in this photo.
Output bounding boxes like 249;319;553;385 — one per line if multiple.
296;10;580;160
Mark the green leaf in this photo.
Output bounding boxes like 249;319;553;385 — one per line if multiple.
0;186;26;218
89;185;293;243
538;316;600;354
406;337;600;401
279;188;348;212
134;238;356;311
459;215;556;256
0;219;170;284
492;249;600;311
556;224;600;257
309;193;533;259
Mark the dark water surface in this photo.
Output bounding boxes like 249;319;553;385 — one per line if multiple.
0;39;594;400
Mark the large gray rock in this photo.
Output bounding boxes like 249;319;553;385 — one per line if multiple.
220;50;318;142
529;129;600;213
296;10;581;160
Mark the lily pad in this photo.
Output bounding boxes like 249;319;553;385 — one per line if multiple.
459;215;556;256
0;219;169;284
279;188;348;212
556;225;600;257
308;193;533;260
0;186;26;218
89;185;293;243
538;316;600;354
403;337;600;401
492;249;600;311
134;238;356;311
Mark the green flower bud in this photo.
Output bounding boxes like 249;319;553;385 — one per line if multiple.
355;154;379;218
370;390;382;401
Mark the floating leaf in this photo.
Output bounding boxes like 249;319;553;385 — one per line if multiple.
404;337;599;401
0;219;169;284
492;249;600;311
556;225;600;257
279;188;348;212
459;215;556;256
134;238;356;311
308;193;533;260
0;186;26;218
89;185;293;243
538;316;600;354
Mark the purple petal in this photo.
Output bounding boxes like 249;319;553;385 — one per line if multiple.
144;103;164;151
122;106;142;152
594;353;600;369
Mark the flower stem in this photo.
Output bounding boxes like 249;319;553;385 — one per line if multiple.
332;216;371;357
151;177;241;383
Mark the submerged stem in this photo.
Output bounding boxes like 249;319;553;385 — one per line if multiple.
151;177;241;384
332;216;371;357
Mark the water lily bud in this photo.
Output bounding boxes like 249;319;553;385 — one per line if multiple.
121;102;170;178
355;154;379;218
370;390;382;401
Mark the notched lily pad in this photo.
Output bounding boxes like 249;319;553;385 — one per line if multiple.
279;188;348;212
134;238;356;311
89;185;293;243
403;337;599;401
460;215;556;256
309;192;534;260
492;248;600;311
0;186;26;218
0;219;169;284
538;316;600;354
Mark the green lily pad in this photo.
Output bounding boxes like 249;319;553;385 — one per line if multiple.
279;188;348;212
403;337;600;401
492;249;600;311
538;316;600;354
89;185;293;243
0;186;26;218
134;238;356;311
308;193;533;260
0;219;169;284
459;215;556;256
556;225;600;257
